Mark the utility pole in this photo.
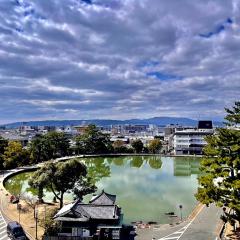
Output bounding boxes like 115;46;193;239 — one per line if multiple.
17;203;21;223
179;205;183;221
35;206;38;240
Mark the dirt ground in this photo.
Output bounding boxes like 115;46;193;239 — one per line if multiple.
224;223;240;240
1;190;58;240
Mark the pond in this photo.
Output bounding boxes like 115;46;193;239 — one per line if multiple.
4;156;201;224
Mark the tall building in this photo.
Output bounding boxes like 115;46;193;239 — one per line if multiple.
173;121;214;155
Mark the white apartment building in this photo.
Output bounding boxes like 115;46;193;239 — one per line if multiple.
173;121;214;155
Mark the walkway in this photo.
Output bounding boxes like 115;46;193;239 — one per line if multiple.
0;172;9;240
0;212;8;240
137;204;222;240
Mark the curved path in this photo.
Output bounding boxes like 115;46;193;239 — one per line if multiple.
150;204;222;240
136;205;222;240
0;172;9;240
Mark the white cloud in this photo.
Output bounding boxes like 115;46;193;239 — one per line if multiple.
0;0;239;123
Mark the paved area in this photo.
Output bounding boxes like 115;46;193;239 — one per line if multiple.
0;211;8;240
137;204;222;240
0;172;9;240
176;204;222;240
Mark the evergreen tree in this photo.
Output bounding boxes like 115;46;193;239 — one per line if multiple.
75;125;113;154
29;132;70;163
29;159;96;208
131;139;144;153
0;136;8;169
196;101;240;223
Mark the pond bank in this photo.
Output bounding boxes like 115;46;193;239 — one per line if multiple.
1;154;202;239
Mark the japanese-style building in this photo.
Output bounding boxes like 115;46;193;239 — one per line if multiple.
53;190;135;240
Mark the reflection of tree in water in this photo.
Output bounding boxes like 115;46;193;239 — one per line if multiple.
148;156;162;169
130;156;144;168
84;158;111;184
129;156;162;170
5;172;30;196
112;157;124;166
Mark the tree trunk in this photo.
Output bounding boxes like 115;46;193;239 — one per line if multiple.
60;192;64;208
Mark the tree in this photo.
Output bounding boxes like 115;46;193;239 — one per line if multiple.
195;101;240;224
131;139;143;153
29;132;70;163
75;125;113;154
40;208;60;236
148;139;162;154
112;140;133;153
29;159;96;208
0;136;8;169
46;131;70;158
29;135;51;163
3;141;30;169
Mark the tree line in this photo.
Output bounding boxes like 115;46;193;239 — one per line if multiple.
196;101;240;228
0;124;162;170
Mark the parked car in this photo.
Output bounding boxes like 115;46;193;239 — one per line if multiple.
7;221;27;240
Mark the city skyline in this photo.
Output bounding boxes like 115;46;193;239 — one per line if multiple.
0;0;239;124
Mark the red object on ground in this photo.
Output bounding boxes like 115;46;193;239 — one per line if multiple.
10;195;14;203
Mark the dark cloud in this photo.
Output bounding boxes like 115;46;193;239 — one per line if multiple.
0;0;239;124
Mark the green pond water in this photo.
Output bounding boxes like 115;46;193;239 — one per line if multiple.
5;156;201;224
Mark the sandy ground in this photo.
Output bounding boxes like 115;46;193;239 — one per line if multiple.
224;223;240;240
1;189;58;240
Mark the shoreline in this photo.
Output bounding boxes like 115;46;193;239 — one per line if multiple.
0;154;203;239
2;153;202;188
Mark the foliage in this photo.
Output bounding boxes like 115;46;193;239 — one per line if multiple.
148;139;162;154
29;159;96;208
3;141;30;169
84;158;111;184
130;156;144;168
29;132;70;163
195;101;240;222
113;140;125;149
0;136;8;154
75;124;113;154
28;166;50;202
148;156;162;169
40;207;61;236
0;136;8;169
131;139;144;153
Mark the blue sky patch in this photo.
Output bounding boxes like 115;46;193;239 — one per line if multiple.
147;72;182;81
138;60;159;68
199;18;232;38
81;0;92;4
15;27;24;33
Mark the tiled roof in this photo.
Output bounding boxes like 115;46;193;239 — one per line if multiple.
54;191;120;222
89;190;116;205
74;204;119;220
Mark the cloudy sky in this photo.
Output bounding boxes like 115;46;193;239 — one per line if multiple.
0;0;239;124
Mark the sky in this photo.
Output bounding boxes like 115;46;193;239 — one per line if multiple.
0;0;239;124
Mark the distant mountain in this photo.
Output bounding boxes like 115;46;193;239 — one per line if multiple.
1;117;223;129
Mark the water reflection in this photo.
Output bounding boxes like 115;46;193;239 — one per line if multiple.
130;156;144;168
174;157;201;176
5;156;201;224
148;156;162;169
84;158;111;184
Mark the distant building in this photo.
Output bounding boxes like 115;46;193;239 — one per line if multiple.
0;130;32;146
53;191;135;240
74;126;89;135
173;121;214;155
